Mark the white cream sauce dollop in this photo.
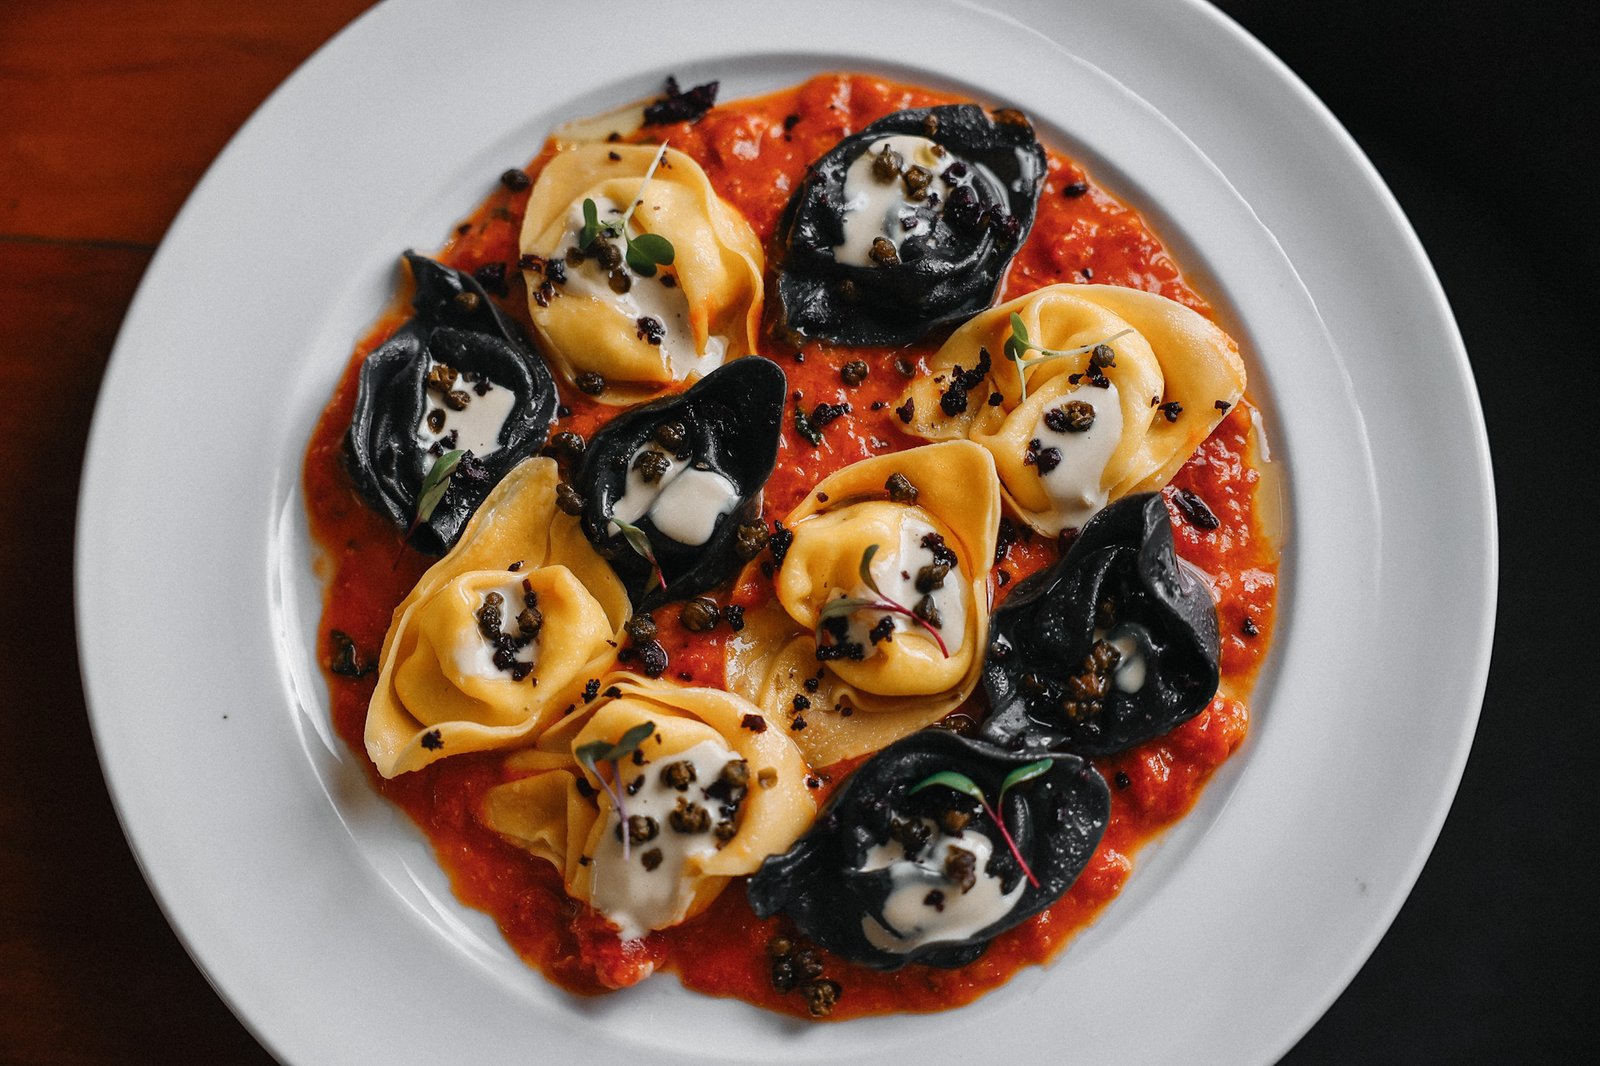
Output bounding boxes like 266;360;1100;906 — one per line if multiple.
1030;381;1124;533
588;738;742;940
833;135;954;267
608;443;740;546
449;577;538;680
415;359;517;457
839;516;967;656
860;822;1025;954
555;195;726;380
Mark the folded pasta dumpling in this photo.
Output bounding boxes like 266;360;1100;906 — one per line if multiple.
365;458;630;777
727;441;1001;766
897;284;1246;534
519;144;764;403
481;676;814;946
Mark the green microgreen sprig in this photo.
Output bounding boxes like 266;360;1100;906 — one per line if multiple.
397;449;466;566
815;543;951;658
1002;312;1134;402
578;143;677;277
576;720;657;861
908;757;1054;888
613;517;667;590
414;449;465;526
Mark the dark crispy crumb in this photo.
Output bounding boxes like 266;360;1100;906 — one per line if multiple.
885;472;918;504
944;846;977;893
800;978;842;1018
327;630;373;678
768;521;793;563
660;760;696;791
637;640;669;678
1173;488;1221;530
643;76;719;125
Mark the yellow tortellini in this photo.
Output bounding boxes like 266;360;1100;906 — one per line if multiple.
899;284;1246;534
726;441;1001;767
365;458;630;777
519;144;764;403
480;675;814;940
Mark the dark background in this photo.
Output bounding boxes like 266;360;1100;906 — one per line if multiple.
1214;0;1598;1060
1;1;1591;1062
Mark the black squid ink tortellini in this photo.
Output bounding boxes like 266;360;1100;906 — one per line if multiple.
748;728;1109;970
981;493;1222;756
774;104;1047;347
573;356;786;612
345;252;559;555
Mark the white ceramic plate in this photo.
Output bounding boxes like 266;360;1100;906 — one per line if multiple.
76;0;1494;1063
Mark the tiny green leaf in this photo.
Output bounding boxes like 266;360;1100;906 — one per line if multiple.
575;720;657;775
574;739;612;776
613;518;666;589
580;198;601;249
415;449;465;526
792;403;823;447
630;231;675;266
610;720;657;760
624;240;659;277
1009;312;1030;349
909;769;987;805
998;758;1053;801
858;543;882;597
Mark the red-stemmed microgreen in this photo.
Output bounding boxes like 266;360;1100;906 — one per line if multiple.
613;517;667;590
1003;312;1134;402
575;720;657;861
908;757;1054;889
578;142;677;277
814;543;951;658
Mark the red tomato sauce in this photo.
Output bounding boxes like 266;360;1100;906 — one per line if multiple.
302;74;1278;1018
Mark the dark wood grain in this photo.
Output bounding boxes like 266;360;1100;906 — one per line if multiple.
0;2;372;1062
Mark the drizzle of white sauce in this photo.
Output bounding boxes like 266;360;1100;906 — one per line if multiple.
450;577;538;680
608;444;739;546
1031;380;1124;533
416;360;516;457
833;135;953;267
1105;623;1151;693
588;738;742;940
859;823;1025;953
554;195;726;380
839;516;967;656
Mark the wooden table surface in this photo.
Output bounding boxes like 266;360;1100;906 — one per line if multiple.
1;4;371;1062
4;2;1582;1063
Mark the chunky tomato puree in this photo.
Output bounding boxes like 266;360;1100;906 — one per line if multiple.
303;73;1278;1018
